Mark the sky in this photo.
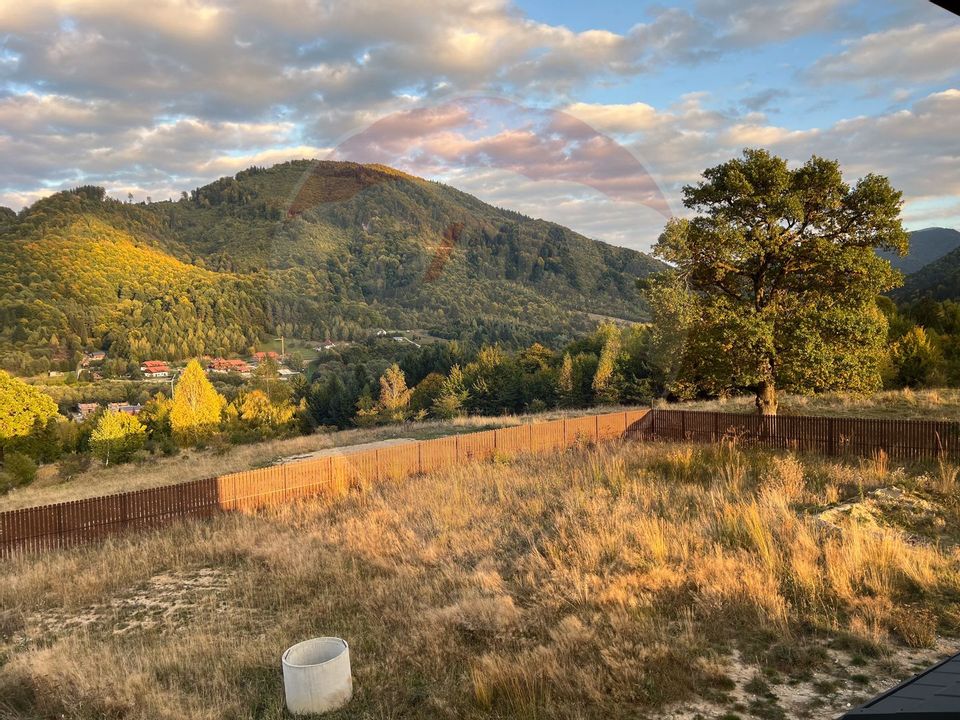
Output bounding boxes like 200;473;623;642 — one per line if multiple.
0;0;958;252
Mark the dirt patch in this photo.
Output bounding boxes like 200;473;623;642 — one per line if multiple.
663;641;960;719
12;568;233;644
815;485;951;544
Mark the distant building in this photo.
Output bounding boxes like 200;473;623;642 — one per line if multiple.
140;360;171;378
208;358;251;375
81;351;106;366
108;402;142;416
77;402;100;420
315;340;338;351
252;351;280;364
375;329;388;336
277;367;300;378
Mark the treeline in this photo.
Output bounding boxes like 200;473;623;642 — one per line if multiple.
882;297;960;387
0;358;302;491
0;322;661;492
299;322;657;429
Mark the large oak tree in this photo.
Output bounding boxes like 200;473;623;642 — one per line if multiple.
646;149;908;415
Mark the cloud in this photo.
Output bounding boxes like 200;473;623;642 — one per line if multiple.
808;22;960;87
739;88;787;112
0;0;956;249
696;0;851;46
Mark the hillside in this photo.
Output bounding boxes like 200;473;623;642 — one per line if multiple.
0;163;664;375
897;243;960;301
880;227;960;275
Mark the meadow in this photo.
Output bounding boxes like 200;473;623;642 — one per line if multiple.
671;388;960;421
1;437;958;719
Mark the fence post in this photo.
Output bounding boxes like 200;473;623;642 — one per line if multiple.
55;502;64;551
828;417;837;457
680;412;686;441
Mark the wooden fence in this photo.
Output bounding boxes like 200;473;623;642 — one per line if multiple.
636;409;960;460
2;408;957;559
0;410;651;558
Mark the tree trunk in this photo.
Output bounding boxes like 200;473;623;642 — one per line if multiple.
755;380;778;416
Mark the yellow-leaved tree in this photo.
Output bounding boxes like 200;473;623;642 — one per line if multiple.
91;410;146;466
170;360;225;445
591;322;622;404
377;364;411;423
0;370;59;457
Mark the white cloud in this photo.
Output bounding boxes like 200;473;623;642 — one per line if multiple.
809;22;960;86
0;0;956;251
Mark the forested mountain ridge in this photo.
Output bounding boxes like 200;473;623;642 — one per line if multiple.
897;243;960;302
879;227;960;275
0;162;664;375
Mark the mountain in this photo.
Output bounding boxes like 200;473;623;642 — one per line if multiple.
896;244;960;302
880;227;960;275
0;162;664;375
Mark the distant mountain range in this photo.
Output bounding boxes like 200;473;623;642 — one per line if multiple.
881;227;960;275
890;227;960;301
0;161;664;375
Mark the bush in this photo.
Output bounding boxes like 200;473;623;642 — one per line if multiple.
0;471;14;495
2;451;37;488
57;453;92;481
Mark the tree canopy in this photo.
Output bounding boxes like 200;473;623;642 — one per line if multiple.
170;360;225;444
91;410;146;466
646;149;908;414
0;370;59;449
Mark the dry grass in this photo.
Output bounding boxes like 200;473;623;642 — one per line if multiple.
670;387;960;421
1;441;959;719
0;406;629;512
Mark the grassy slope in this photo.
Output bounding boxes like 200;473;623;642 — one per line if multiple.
1;440;958;719
668;388;960;421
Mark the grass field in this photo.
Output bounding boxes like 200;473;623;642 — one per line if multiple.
669;388;960;421
258;337;323;364
1;439;958;719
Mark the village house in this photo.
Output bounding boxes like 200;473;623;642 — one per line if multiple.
207;357;252;375
140;360;170;378
81;350;106;366
76;402;100;420
251;351;280;365
108;402;142;416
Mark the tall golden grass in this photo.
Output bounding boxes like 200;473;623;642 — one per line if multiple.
0;440;958;719
671;387;960;421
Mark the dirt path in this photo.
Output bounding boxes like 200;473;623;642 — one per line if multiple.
271;437;416;465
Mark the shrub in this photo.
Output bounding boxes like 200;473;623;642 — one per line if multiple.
2;451;37;487
0;471;15;495
57;452;92;481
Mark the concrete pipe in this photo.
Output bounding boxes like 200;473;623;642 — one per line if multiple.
281;637;352;715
